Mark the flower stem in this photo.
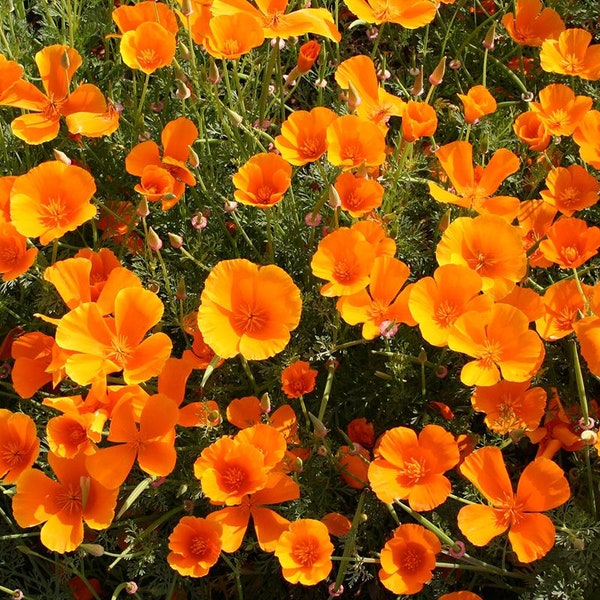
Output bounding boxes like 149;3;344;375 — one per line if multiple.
317;356;336;422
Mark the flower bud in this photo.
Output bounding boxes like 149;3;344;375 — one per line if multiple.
227;108;243;127
328;184;341;208
297;40;321;74
168;232;184;249
260;392;271;414
438;208;451;232
347;80;362;111
125;582;138;595
309;412;329;439
175;277;187;301
80;543;105;557
482;22;496;50
147;227;163;251
188;145;200;168
580;429;598;446
53;148;72;165
428;56;446;86
137;196;150;218
61;48;71;70
208;58;221;84
175;79;191;100
181;0;194;16
411;66;424;97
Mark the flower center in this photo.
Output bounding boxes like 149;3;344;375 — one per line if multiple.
138;48;159;69
221;465;246;491
56;483;83;515
292;537;319;567
300;137;323;159
108;333;132;367
333;259;355;283
341;142;363;163
560;245;580;265
434;300;460;328
397;541;426;573
232;304;268;334
399;456;428;485
40;196;69;229
255;185;274;204
223;40;241;56
190;536;208;557
558;186;579;208
480;339;502;367
0;243;18;267
1;441;26;468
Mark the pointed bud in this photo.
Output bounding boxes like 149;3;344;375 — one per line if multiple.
80;476;91;511
417;348;428;365
147;227;163;251
8;0;14;12
168;232;184;249
428;56;446;86
347;80;362;111
581;430;598;446
356;162;368;179
293;456;304;472
175;79;191;100
80;544;105;557
309;412;329;438
188;145;200;168
208;58;221;84
181;0;194;16
482;22;496;50
61;48;71;70
260;392;271;414
328;184;341;208
411;66;424;97
137;196;150;217
174;63;186;81
438;208;451;232
163;192;178;201
227;108;243;127
53;148;71;165
179;41;192;61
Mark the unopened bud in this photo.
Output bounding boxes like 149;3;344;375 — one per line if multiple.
80;543;104;557
482;22;496;50
571;536;585;551
181;0;194;16
147;227;163;251
260;392;271;414
188;145;200;168
411;66;424;97
163;192;178;201
417;348;428;365
428;56;446;86
347;80;362;111
137;196;150;218
125;581;138;594
175;79;191;100
227;108;243;127
449;59;462;70
356;162;368;179
328;184;341;208
438;208;451;232
293;456;304;472
61;48;71;70
175;277;187;300
53;148;71;165
309;412;329;439
223;200;237;213
581;430;598;446
168;232;184;249
208;58;221;84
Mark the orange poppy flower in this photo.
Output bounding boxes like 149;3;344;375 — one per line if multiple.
457;85;497;124
281;361;318;398
119;21;176;74
529;84;592;137
351;220;396;257
47;409;106;459
232;152;292;208
409;264;492;347
178;400;222;428
378;523;441;595
573;109;600;169
0;222;38;281
112;1;179;34
347;417;375;448
540;165;599;216
0;410;39;483
274;518;333;585
501;0;564;47
197;259;301;360
536;279;593;341
368;424;460;510
310;227;376;297
274;107;338;166
574;316;600;378
497;285;544;323
167;516;223;577
540;28;600;80
125;117;198;210
401;101;438;142
343;0;437;29
428;142;520;219
86;393;178;488
513;111;551;151
457;446;570;562
211;0;341;41
296;40;321;73
447;304;545;386
335;55;405;131
54;287;173;386
538;216;600;269
0;53;24;103
226;396;263;428
436;215;527;300
337;255;415;339
321;512;352;538
10;160;96;246
471;380;547;435
12;451;119;553
203;14;265;60
337;444;370;489
326;115;387;169
334;172;384;217
0;45;119;144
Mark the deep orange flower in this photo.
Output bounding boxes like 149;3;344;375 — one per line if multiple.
447;304;545;386
401;101;438;142
0;45;119;144
232;153;292;208
112;1;179;34
471;380;547;434
86;393;178;488
321;512;352;538
513;111;551;151
498;285;544;322
211;0;341;41
529;84;592;137
0;410;39;483
120;21;176;74
457;85;497;124
297;40;321;73
125;117;198;210
436;215;527;300
501;0;564;47
574;316;600;378
347;417;375;448
335;55;405;131
378;523;441;595
368;424;460;510
538;216;600;269
203;13;265;60
167;516;223;577
10;160;96;245
343;0;437;29
351;220;396;257
540;165;599;216
54;287;172;386
197;259;301;360
440;593;483;600
409;264;492;347
178;400;222;428
47;409;105;459
226;396;263;428
281;361;318;398
326;115;387;169
274;519;333;585
12;452;119;553
540;28;600;80
274;107;337;166
337;255;415;339
0;222;38;281
337;444;370;489
311;227;376;297
573;110;600;169
0;53;24;103
334;172;384;217
428;141;520;219
458;446;570;562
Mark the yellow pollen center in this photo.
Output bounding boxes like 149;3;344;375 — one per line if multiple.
221;465;246;491
561;245;580;264
139;48;158;68
558;186;580;208
255;185;274;204
399;457;428;485
434;300;460;327
397;542;425;573
333;259;355;283
232;304;267;334
292;538;319;567
40;197;68;229
300;137;323;158
341;142;363;162
108;334;132;367
480;339;502;367
224;40;241;56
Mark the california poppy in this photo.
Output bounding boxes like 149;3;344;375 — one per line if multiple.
540;28;600;80
347;417;375;448
274;107;338;166
321;512;352;538
274;519;333;585
513;111;551;151
232;153;292;208
167;516;223;577
47;409;106;459
0;53;24;103
326;115;387;169
343;0;437;29
203;14;265;60
401;101;438;142
0;222;38;281
457;85;497;124
112;1;179;34
368;424;460;511
10;160;96;246
351;220;396;257
501;0;564;47
573;110;600;169
197;259;301;360
378;523;441;595
540;165;599;216
281;361;318;398
457;446;570;562
296;40;321;73
538;217;600;269
0;410;39;483
337;444;370;489
447;304;545;386
334;172;384;217
12;451;119;553
119;21;177;74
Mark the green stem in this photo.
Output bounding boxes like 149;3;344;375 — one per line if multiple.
394;500;456;547
257;43;278;128
317;355;336;422
265;208;275;264
222;554;244;600
239;355;259;395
